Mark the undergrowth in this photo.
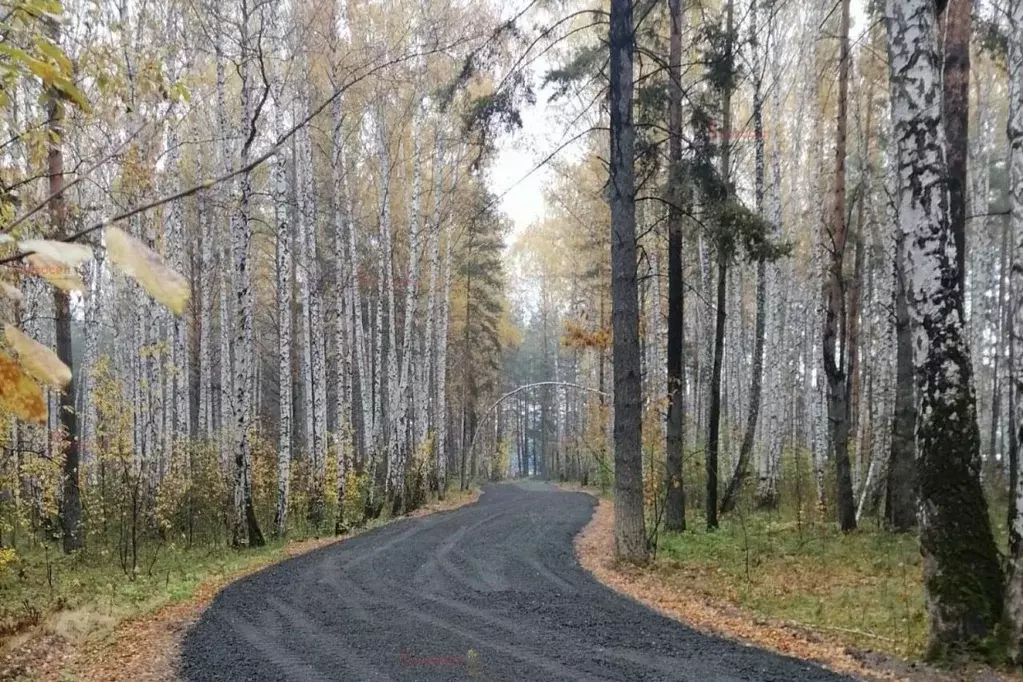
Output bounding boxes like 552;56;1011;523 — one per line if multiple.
656;512;927;658
0;488;475;648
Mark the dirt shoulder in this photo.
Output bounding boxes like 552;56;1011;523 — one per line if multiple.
573;494;1013;682
3;489;480;682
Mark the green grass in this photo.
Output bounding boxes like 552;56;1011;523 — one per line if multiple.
0;536;315;643
0;507;425;647
655;512;927;658
0;487;481;650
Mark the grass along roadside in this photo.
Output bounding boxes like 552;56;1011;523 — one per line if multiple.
0;488;480;681
572;492;1016;682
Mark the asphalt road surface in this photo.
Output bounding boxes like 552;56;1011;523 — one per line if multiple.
180;482;851;681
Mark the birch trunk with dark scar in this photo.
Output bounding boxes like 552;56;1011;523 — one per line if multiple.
1005;0;1023;661
231;3;263;548
886;0;1002;654
215;23;233;461
274;71;293;537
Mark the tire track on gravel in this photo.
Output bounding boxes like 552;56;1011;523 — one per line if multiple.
180;482;854;681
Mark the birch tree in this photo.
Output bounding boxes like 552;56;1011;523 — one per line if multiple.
885;0;1003;654
1006;0;1023;661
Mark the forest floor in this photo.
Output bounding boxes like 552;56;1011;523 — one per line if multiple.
571;488;1018;682
0;488;480;681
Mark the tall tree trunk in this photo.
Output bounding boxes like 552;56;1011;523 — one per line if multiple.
1005;0;1023;661
721;0;766;515
608;0;648;564
756;14;786;509
215;29;233;460
331;85;351;531
705;0;733;532
302;114;328;522
886;0;1003;655
823;0;857;532
420;134;445;457
47;15;80;552
198;152;214;437
460;231;475;491
990;218;1010;476
231;6;264;548
274;100;292;538
942;0;970;296
886;243;917;531
663;0;686;532
390;107;424;508
436;227;453;497
706;259;726;529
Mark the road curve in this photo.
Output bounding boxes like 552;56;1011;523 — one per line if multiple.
180;482;851;681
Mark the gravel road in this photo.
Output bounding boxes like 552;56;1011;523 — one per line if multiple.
180;482;851;681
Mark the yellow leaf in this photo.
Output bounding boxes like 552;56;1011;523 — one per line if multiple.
25;57;58;86
35;38;73;74
0;351;47;423
104;227;189;315
4;324;72;389
19;239;93;267
25;253;86;291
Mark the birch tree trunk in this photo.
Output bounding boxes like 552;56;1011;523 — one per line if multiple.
756;12;785;509
295;97;315;500
721;0;766;515
198;146;214;437
420;132;445;456
274;95;293;537
389;105;424;507
216;28;234;463
886;0;1003;654
380;119;399;499
331;87;351;530
435;226;453;497
1005;0;1023;661
303;111;328;522
231;4;264;548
